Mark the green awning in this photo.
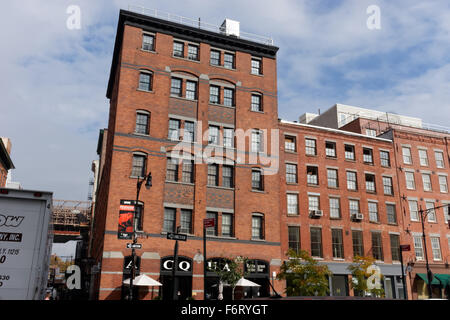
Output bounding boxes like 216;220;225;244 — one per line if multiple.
416;273;441;285
435;274;450;287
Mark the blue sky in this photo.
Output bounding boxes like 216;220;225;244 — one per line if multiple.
1;0;449;200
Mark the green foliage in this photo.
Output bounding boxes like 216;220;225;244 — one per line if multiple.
277;249;331;296
212;256;248;289
347;256;385;298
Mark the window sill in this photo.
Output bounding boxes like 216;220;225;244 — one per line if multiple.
207;185;235;191
136;88;154;94
130;175;145;180
172;55;201;63
327;186;339;190
207;235;237;240
287;214;300;217
170;95;198;103
286;182;299;186
208;103;235;109
133;132;150;137
250;72;264;77
251;189;266;194
285;150;297;154
210;64;236;71
165;181;195;186
312;257;324;260
140;49;157;54
345;159;356;163
330;217;342;220
307;184;320;188
250;109;265;114
250;238;266;242
364;162;374;166
332;258;345;262
369;221;381;224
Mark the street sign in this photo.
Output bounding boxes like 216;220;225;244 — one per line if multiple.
127;243;142;249
167;232;187;241
400;244;411;251
203;218;215;228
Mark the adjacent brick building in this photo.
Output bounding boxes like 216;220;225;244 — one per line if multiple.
0;137;14;187
91;9;450;300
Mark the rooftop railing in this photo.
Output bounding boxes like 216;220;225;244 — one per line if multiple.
127;5;274;46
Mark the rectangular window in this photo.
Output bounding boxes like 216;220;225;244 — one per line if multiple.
413;236;424;260
142;34;154;51
287;194;299;215
380;151;390;167
383;177;394;195
251;57;262;75
347;171;357;190
365;174;376;193
206;212;218;236
223;128;234;148
431;237;442;261
418;149;429;166
308;195;320;212
422;173;432;191
426;201;436;222
307;166;319;185
439;175;448;193
368;202;379;222
251;130;263;152
208;126;220;145
209;85;220;104
305;138;317;156
252;169;263;191
363;148;373;164
251;94;262;112
170;78;182;97
207;164;219;186
183;121;195;142
181;160;194;183
139;73;152;91
325;141;337;158
288;226;300;254
221;213;233;237
284;136;296;152
131;154;146;177
222;165;234;188
405;172;415;190
402;147;412;164
310;227;323;258
390;234;400;262
327;169;339;188
366;129;377;137
352;230;364;257
345;144;355;161
386;204;397;224
224;53;235;69
163;208;176;233
185;81;197;100
349;199;360;216
329;197;341;219
168;119;180;140
371;232;384;261
408;200;419;221
332;229;344;259
173;41;184;57
136;112;150;135
223;88;234;107
166;158;179;182
180;209;192;234
286;164;297;184
435;151;445;168
187;44;199;61
252;215;264;240
210;50;220;66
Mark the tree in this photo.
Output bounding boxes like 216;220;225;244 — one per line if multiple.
277;249;331;296
347;255;385;298
211;256;248;300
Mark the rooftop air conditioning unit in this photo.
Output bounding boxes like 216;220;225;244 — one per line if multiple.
309;210;323;218
220;19;240;37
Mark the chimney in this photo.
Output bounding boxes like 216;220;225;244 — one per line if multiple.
220;19;240;37
1;137;12;155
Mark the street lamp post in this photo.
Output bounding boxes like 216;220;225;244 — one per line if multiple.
129;171;152;301
418;203;449;299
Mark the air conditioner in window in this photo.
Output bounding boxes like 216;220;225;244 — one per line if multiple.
351;213;364;221
309;210;323;218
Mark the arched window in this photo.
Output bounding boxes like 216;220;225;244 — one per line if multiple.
251;213;264;240
138;70;153;92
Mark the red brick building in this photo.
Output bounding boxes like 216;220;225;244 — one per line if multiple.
279;120;406;298
91;9;282;300
0;138;14;187
91;10;450;300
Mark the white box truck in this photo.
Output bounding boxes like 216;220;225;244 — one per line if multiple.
0;188;53;300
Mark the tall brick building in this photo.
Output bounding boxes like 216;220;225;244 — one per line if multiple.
0;137;14;187
91;9;282;300
91;9;450;300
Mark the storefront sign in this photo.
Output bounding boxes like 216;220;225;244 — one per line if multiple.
245;260;268;274
206;258;232;272
123;255;141;276
161;257;192;273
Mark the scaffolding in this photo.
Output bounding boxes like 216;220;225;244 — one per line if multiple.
52;200;92;230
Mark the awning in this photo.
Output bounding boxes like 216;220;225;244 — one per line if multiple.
416;273;441;285
435;274;450;287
